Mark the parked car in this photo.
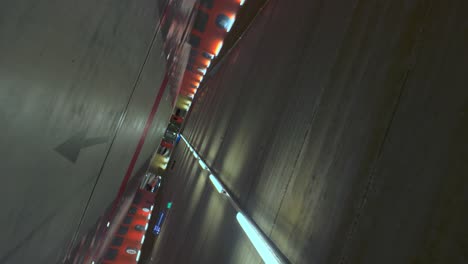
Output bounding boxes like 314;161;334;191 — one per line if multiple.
141;173;162;193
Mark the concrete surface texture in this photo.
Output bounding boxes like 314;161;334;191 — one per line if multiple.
149;0;468;263
0;1;172;263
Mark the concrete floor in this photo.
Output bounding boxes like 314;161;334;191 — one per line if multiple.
148;0;468;263
0;1;172;263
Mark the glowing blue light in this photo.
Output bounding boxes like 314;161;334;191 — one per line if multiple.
153;212;165;235
198;159;208;170
236;213;282;264
157;212;165;226
153;226;161;234
209;174;224;193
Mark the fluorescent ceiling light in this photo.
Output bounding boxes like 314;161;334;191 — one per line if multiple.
198;159;208;170
236;213;282;264
209;174;224;193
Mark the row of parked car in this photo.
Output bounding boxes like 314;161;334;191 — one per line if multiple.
97;0;248;262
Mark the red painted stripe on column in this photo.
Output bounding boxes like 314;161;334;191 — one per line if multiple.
116;72;169;202
114;0;173;200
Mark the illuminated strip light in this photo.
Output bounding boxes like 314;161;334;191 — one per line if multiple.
182;132;285;263
150;205;154;211
182;135;199;157
240;0;246;6
141;235;146;244
106;222;110;228
236;213;282;264
147;213;152;220
209;174;224;193
145;223;149;230
182;135;206;170
136;250;141;262
198;159;209;170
